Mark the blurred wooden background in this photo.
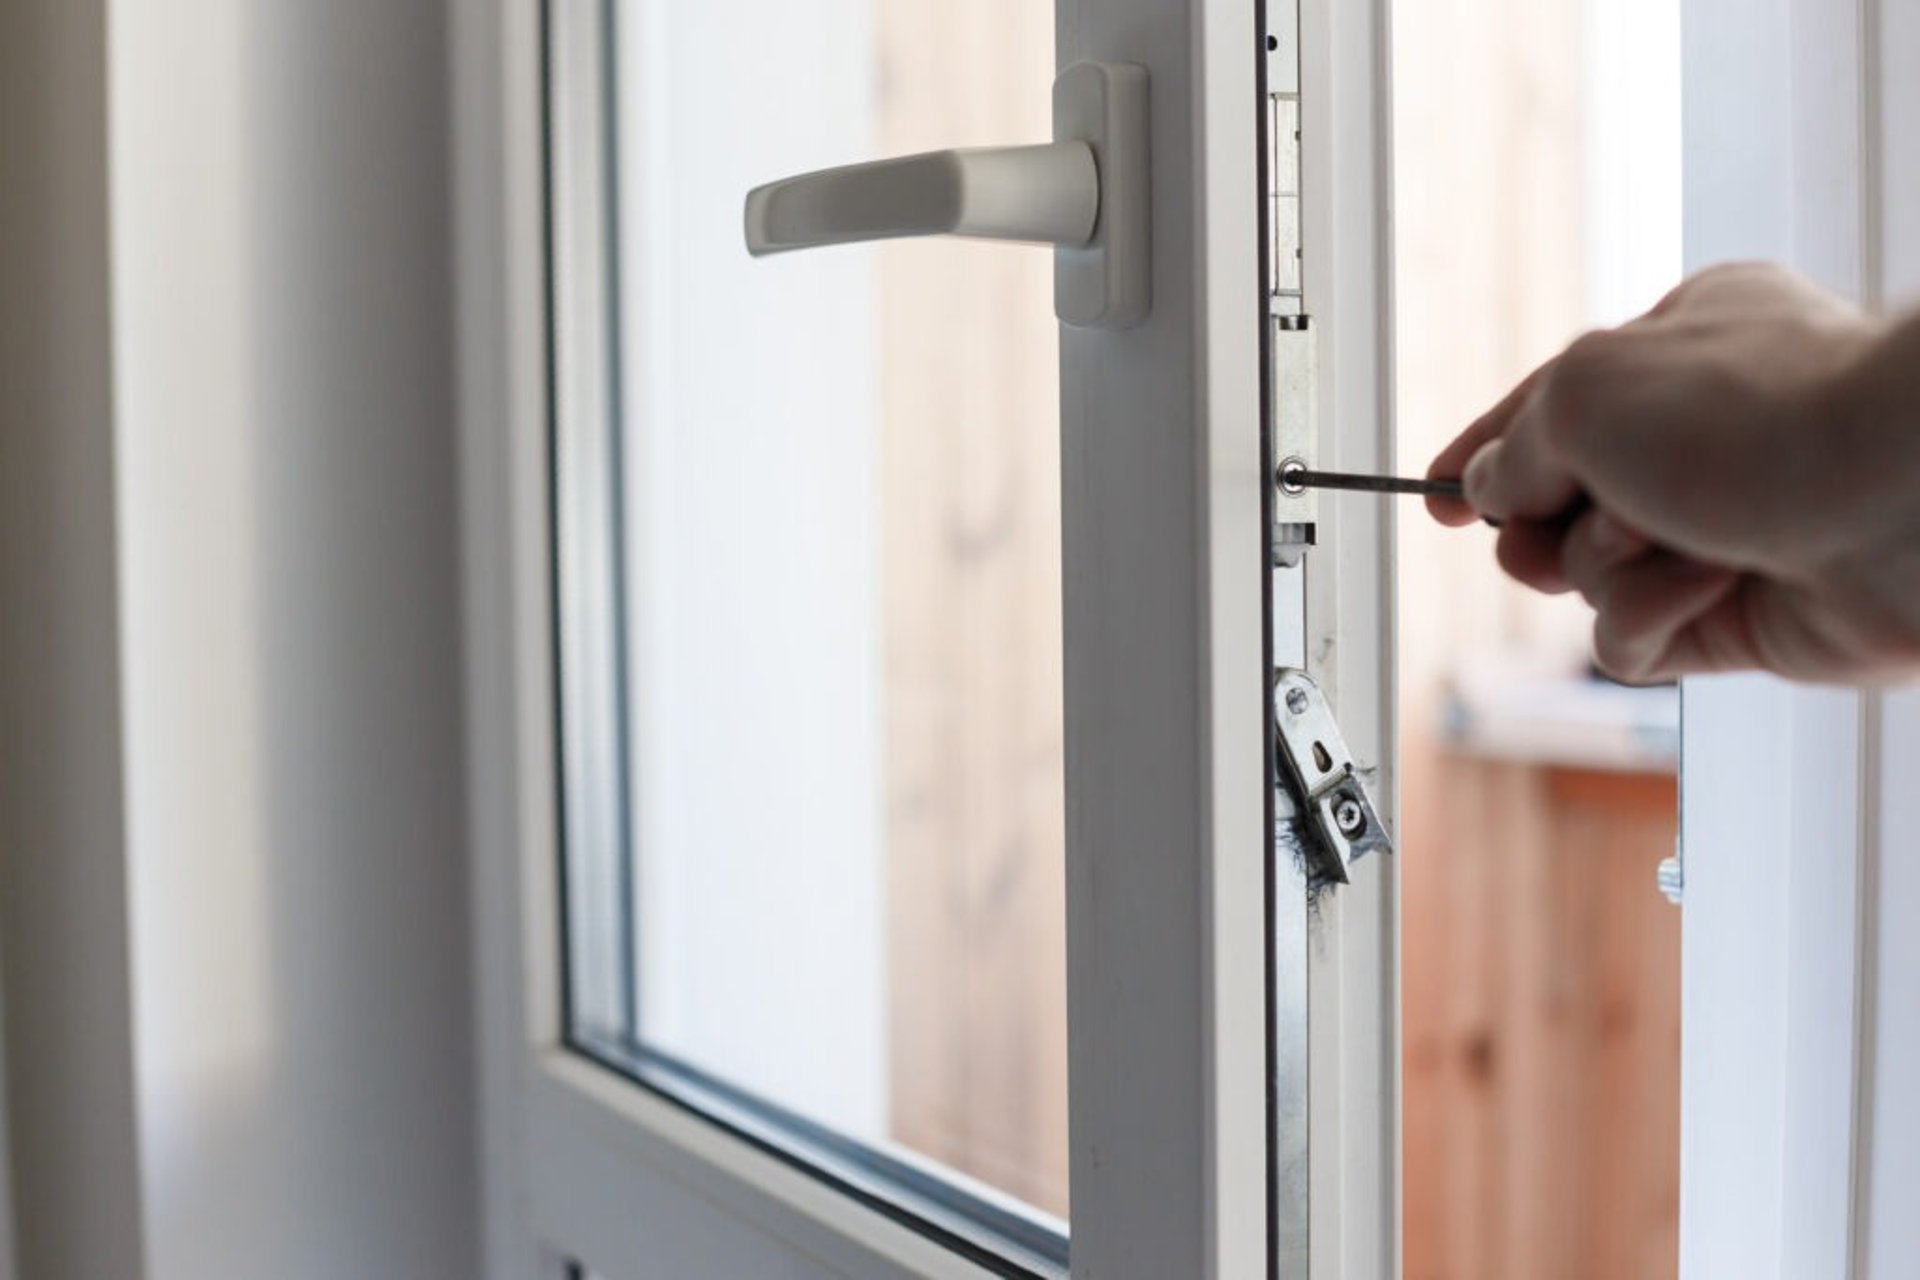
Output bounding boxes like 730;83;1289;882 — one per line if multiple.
1401;759;1680;1280
1394;0;1682;1275
874;0;1069;1218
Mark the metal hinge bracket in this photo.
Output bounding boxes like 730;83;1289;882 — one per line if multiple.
1273;668;1393;885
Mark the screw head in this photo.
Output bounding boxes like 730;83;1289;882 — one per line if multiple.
1284;686;1310;716
1278;457;1309;495
1333;796;1366;837
1657;856;1684;905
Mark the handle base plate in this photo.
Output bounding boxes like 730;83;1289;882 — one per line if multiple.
1053;61;1150;330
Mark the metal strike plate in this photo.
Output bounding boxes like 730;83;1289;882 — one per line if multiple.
1271;317;1318;562
1273;667;1392;885
1266;74;1315;561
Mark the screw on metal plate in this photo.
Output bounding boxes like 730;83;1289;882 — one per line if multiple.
1272;668;1393;886
1333;796;1366;837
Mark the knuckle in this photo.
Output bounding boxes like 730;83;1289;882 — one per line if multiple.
1726;258;1797;287
1560;327;1617;370
1493;528;1532;582
1559;513;1607;596
1706;259;1775;285
1538;331;1621;453
1891;621;1920;672
1557;540;1595;598
1592;617;1655;685
1680;260;1818;321
1649;278;1693;314
1494;522;1572;593
1573;568;1613;614
1692;260;1788;296
1590;626;1628;679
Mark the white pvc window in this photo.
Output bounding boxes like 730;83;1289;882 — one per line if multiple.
545;0;1068;1267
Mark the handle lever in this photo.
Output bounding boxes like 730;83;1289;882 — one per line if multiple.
741;61;1149;330
745;143;1098;255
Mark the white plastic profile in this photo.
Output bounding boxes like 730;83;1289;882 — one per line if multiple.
742;61;1150;329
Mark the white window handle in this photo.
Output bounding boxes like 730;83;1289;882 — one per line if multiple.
744;143;1099;254
741;61;1149;330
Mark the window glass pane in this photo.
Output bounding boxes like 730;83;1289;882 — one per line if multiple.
549;0;1068;1254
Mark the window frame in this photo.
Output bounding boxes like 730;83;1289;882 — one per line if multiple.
540;0;1069;1262
1676;1;1920;1276
454;0;1403;1275
459;1;1043;1270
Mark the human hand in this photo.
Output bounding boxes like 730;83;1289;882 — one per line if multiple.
1426;261;1920;684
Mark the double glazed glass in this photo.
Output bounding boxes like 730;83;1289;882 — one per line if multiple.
548;0;1067;1259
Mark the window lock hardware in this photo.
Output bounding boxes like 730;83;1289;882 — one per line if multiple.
1266;3;1314;562
1272;668;1393;885
1270;315;1318;562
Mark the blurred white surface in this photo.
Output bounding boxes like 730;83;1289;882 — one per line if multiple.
1444;652;1680;773
112;3;478;1276
4;2;479;1277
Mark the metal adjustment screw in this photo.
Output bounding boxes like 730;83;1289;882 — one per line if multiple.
1284;686;1310;716
1656;856;1684;906
1278;458;1309;496
1333;796;1366;837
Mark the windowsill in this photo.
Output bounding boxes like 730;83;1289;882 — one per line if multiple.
1438;653;1680;775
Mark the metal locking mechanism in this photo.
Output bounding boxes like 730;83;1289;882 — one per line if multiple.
1273;668;1392;885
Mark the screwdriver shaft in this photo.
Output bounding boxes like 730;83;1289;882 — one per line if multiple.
1279;466;1463;500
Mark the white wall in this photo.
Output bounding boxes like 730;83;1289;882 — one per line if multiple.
112;2;479;1275
2;1;479;1276
0;2;148;1275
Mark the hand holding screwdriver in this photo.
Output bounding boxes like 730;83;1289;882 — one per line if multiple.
1424;261;1920;685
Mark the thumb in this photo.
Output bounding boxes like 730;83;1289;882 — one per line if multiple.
1461;417;1583;521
